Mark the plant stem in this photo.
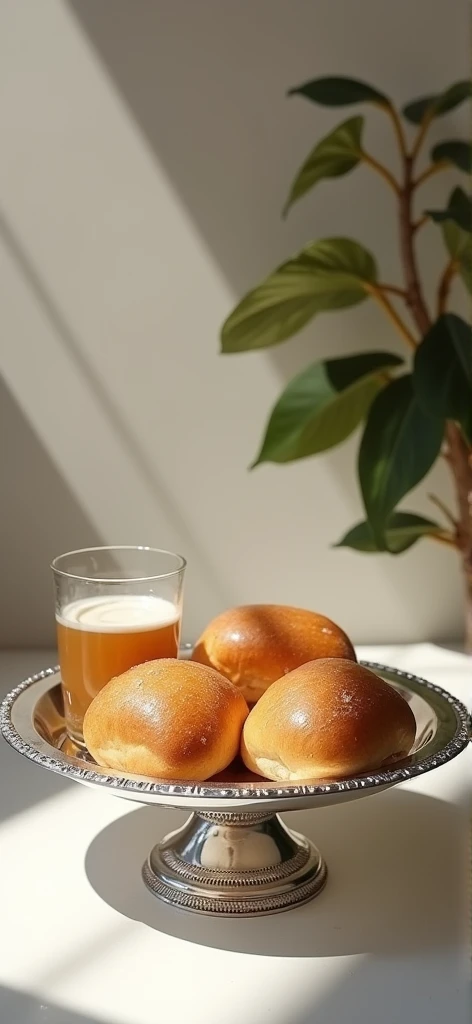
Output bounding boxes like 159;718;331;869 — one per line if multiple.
360;151;400;194
414;161;448;188
414;146;472;648
378;283;409;298
412;214;429;233
367;285;417;348
429;533;459;548
437;258;459;316
396;119;472;648
411;111;435;162
445;426;472;553
465;571;472;655
386;105;408;158
445;423;472;651
398;156;431;336
428;493;458;528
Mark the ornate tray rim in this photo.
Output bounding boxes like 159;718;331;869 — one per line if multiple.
0;663;469;803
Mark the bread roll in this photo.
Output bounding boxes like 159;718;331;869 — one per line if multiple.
241;659;416;781
83;659;248;781
191;604;356;702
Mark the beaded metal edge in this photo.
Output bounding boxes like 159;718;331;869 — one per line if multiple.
158;845;311;886
0;663;469;803
141;860;327;915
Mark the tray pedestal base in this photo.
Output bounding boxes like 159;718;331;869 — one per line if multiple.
142;810;327;916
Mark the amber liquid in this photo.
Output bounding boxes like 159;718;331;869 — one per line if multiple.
57;596;180;743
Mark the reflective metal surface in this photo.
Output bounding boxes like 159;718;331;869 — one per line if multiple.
143;811;327;915
0;663;469;916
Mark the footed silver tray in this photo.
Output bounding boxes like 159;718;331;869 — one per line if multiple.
1;663;469;917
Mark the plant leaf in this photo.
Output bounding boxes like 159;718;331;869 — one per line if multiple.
288;76;390;109
403;95;436;125
283;117;363;216
426;186;472;233
427;187;472;292
442;218;472;296
414;314;472;444
335;512;443;554
221;239;377;353
403;80;472;124
252;351;403;466
358;375;444;549
431;140;472;173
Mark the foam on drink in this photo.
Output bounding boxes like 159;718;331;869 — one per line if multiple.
56;594;181;745
57;594;179;632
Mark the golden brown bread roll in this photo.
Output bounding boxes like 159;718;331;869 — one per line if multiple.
191;604;356;702
83;659;249;781
241;659;416;781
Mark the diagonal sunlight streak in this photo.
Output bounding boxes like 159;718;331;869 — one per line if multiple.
0;785;134;1007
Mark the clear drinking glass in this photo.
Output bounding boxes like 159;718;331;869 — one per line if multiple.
51;546;186;746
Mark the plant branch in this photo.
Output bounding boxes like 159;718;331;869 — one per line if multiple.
428;532;459;548
367;284;417;349
444;422;472;569
428;492;458;528
360;150;400;194
398;157;432;336
377;283;408;298
437;258;459;316
410;111;434;162
412;214;429;233
386;105;408;158
413;161;449;188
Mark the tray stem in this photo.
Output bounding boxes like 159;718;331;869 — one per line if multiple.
142;810;327;916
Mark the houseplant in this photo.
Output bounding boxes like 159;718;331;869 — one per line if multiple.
220;76;472;648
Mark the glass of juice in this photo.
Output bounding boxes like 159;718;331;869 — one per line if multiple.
51;546;186;747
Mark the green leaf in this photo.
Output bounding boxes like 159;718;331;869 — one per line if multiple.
403;95;436;125
442;218;472;296
403;80;472;124
414;314;472;444
335;512;443;554
434;80;472;116
283;117;364;216
221;239;377;353
427;188;472;291
427;186;472;233
358;375;444;549
289;76;390;108
252;351;403;466
431;140;472;173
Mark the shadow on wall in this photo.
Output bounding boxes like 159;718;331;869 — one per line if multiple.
66;0;463;384
62;0;466;647
0;376;101;648
66;0;396;393
65;0;455;290
0;209;232;636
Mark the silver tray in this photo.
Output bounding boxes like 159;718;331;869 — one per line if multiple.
1;663;469;917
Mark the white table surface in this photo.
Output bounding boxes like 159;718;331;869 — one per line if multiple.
0;645;470;1024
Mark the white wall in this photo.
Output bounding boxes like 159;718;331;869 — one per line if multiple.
0;0;469;647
